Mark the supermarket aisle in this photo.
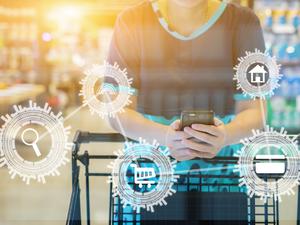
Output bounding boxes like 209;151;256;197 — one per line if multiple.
0;0;299;225
0;107;121;225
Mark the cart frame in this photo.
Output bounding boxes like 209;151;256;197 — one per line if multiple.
66;131;282;225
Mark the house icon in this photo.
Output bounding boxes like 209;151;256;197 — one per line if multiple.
249;64;268;84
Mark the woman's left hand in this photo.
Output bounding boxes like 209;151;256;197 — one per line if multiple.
182;118;227;159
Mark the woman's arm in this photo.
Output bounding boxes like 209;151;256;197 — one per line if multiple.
110;109;169;145
108;96;189;148
224;99;266;145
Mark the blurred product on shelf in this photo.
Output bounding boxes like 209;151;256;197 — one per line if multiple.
43;5;114;107
256;1;300;62
0;2;116;109
228;0;253;7
255;0;300;134
0;6;38;87
269;75;300;131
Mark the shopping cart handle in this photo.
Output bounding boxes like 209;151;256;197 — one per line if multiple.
73;131;133;144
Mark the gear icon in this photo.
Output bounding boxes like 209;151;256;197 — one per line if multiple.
234;127;300;202
79;62;134;118
108;138;179;212
0;101;72;184
233;49;282;99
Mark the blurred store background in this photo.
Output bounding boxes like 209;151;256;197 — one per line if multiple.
0;0;299;225
255;0;300;133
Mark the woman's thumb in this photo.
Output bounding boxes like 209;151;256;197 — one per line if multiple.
171;120;181;130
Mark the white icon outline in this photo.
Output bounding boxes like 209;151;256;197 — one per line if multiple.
234;126;300;202
249;64;268;84
254;154;286;175
21;128;41;157
79;61;134;118
130;163;156;188
108;138;178;212
0;101;72;184
233;49;282;99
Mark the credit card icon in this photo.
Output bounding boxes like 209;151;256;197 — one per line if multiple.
254;155;286;175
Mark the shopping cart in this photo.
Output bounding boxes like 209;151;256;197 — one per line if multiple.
66;131;280;225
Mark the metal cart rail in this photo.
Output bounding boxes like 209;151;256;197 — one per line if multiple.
66;131;280;225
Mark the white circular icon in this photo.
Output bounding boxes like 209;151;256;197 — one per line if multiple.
108;138;178;212
79;62;134;118
234;49;282;99
0;101;72;184
235;127;300;202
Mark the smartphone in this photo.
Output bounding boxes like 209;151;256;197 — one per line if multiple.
180;110;214;131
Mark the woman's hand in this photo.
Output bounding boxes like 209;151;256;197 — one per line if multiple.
165;120;199;161
182;118;227;159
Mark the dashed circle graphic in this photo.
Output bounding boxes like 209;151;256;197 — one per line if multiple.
234;49;282;99
235;127;300;202
0;101;72;184
79;62;134;118
108;138;178;212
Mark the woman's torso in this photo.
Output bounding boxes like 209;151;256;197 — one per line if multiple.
108;1;264;118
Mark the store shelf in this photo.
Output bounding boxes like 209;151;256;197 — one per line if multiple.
0;84;45;106
256;0;300;134
278;61;300;67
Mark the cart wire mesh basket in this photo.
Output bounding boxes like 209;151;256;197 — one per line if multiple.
66;131;280;225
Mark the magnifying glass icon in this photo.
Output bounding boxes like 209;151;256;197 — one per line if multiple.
21;128;42;157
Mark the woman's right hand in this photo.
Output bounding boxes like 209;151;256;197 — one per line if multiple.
165;120;197;161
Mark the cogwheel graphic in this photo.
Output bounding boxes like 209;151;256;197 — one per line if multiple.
234;127;300;202
233;49;282;99
79;62;134;118
0;101;72;184
108;138;179;212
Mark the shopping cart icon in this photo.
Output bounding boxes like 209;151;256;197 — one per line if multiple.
130;164;156;188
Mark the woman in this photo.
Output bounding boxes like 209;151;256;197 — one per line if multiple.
107;0;266;162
